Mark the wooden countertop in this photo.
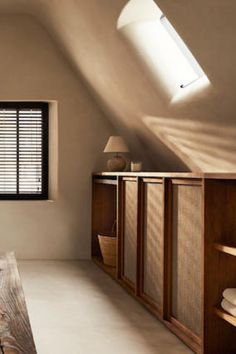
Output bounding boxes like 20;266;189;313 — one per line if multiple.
93;172;236;180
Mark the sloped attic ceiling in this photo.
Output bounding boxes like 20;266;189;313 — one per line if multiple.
0;0;236;172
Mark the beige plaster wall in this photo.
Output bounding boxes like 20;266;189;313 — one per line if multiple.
0;14;115;259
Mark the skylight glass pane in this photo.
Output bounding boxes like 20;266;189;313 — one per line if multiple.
160;15;204;88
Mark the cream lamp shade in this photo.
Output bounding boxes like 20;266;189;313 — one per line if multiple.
103;136;129;153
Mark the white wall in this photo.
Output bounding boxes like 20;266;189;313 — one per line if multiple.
0;14;115;259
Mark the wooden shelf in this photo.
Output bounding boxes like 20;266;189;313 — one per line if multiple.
93;178;117;185
214;243;236;257
92;257;117;279
215;307;236;327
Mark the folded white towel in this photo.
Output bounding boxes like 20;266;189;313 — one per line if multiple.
221;298;236;317
223;288;236;306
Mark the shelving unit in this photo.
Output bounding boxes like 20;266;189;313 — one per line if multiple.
215;307;236;327
204;179;236;353
214;243;236;257
214;238;236;338
92;176;118;277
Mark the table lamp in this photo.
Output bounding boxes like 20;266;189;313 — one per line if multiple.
103;136;129;171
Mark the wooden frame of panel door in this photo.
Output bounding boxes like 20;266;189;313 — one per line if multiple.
166;178;203;354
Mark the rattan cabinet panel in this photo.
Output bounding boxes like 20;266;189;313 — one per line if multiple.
171;182;202;337
123;179;138;286
143;181;164;310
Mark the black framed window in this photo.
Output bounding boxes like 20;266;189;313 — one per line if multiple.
0;102;48;200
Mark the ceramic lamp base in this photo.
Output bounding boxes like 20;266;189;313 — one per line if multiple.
107;155;126;172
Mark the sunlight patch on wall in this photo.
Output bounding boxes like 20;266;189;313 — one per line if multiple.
118;0;211;104
143;116;236;172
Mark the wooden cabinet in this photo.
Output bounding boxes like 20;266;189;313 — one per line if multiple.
92;173;236;354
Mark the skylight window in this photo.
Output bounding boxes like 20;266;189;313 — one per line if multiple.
160;15;204;89
117;0;210;102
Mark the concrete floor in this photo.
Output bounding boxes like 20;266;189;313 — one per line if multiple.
19;261;193;354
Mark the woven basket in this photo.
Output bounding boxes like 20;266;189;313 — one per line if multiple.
98;235;117;267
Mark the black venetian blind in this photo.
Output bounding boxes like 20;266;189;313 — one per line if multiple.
0;102;48;199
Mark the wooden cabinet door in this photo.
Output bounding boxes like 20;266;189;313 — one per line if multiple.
140;178;164;314
120;177;138;290
170;179;202;347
